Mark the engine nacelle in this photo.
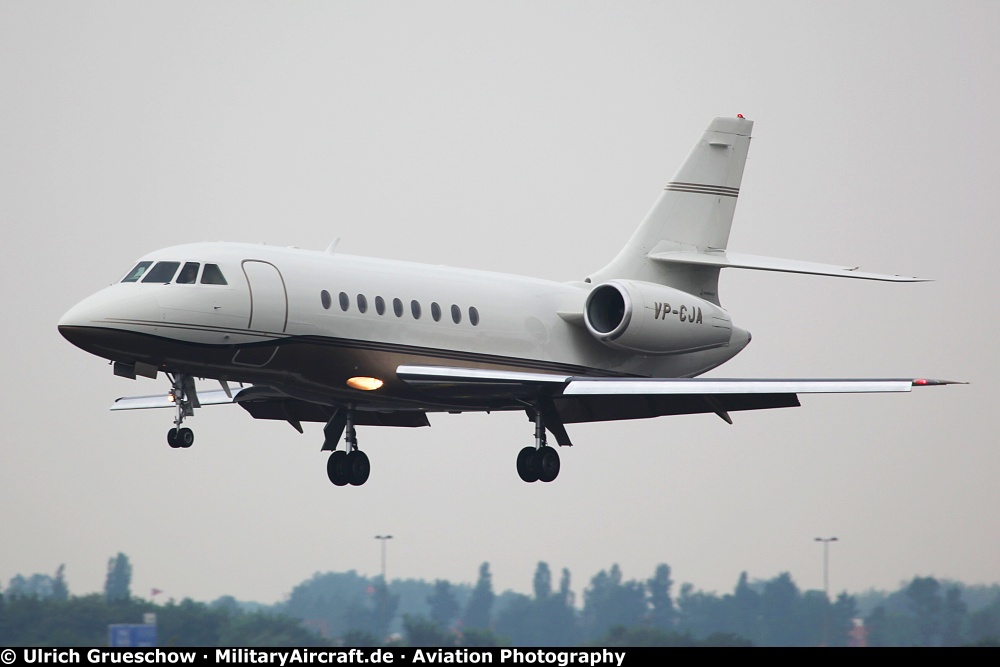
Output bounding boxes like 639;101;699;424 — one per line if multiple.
584;280;733;355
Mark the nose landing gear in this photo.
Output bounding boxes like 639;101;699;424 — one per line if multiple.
167;426;194;449
165;373;199;449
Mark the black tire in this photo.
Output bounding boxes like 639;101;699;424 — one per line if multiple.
178;427;194;448
516;446;539;483
327;451;350;486
537;446;560;483
167;428;179;448
348;451;371;486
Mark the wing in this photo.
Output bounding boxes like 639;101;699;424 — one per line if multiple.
396;364;960;437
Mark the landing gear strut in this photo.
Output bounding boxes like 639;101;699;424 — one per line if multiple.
516;407;560;483
326;406;371;487
166;373;198;449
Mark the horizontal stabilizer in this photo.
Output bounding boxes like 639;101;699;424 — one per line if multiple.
647;250;928;282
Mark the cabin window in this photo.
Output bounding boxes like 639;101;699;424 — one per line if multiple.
469;306;480;326
176;262;200;284
357;294;368;314
451;304;461;324
431;302;441;322
141;261;180;283
339;292;350;312
375;296;386;315
321;290;332;310
411;300;421;319
201;264;228;285
122;261;153;283
393;298;403;317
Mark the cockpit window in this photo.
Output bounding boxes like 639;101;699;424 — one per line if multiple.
122;261;153;283
201;264;228;285
176;262;200;284
141;261;180;283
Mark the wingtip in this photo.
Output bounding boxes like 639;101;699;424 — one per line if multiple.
912;378;967;386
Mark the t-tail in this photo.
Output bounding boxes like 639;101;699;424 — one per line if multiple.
587;116;925;307
588;116;754;304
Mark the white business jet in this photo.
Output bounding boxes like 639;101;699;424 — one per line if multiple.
58;116;957;487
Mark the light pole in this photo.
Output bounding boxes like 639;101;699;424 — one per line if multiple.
814;537;838;598
374;535;393;639
815;536;838;646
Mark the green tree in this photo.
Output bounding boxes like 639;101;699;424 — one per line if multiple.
533;562;551;601
830;592;858;647
600;625;752;647
459;627;506;647
676;582;725;639
558;568;573;607
219;611;328;646
463;563;495;630
493;563;578;646
427;580;459;630
646;564;675;630
52;565;69;602
403;613;455;646
361;579;400;641
582;564;646;639
156;598;225;646
865;604;919;647
941;586;967;646
907;576;943;646
280;571;381;640
340;630;381;647
104;553;132;602
758;572;800;645
968;593;1000;645
729;572;761;642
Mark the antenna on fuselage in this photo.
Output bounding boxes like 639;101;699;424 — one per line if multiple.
325;238;341;255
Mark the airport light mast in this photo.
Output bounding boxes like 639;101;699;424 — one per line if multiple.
375;535;393;639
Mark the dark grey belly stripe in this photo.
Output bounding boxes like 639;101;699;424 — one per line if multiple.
73;324;638;378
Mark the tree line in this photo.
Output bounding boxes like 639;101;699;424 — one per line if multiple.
3;554;1000;646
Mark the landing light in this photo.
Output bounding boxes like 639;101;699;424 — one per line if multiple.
347;376;384;391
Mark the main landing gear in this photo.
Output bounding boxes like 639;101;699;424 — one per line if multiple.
516;407;561;483
166;373;198;449
326;407;371;487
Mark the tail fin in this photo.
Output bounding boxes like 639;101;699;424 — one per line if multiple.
589;116;753;302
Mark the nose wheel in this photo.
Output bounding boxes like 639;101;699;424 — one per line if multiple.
167;427;194;449
165;373;199;449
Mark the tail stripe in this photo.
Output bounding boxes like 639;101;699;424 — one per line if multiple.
665;182;739;198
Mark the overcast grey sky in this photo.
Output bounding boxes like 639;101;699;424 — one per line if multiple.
1;1;997;605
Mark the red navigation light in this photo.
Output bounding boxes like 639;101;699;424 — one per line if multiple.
914;378;929;385
737;114;745;119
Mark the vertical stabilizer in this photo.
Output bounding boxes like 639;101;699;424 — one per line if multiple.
589;117;753;301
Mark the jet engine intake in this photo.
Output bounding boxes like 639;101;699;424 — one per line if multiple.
583;280;733;355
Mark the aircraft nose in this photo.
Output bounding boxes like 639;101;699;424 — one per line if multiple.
59;291;112;350
58;285;157;352
58;287;119;331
